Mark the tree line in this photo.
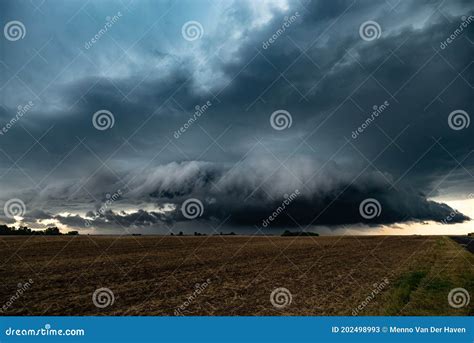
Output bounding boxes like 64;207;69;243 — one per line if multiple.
0;225;78;236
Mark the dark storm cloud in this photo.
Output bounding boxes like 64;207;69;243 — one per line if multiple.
47;159;469;231
143;160;470;227
0;0;473;232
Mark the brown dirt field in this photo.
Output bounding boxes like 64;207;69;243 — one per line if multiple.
0;235;472;315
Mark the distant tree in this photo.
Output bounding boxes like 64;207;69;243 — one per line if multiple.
18;227;32;235
281;230;319;237
0;225;73;236
178;231;183;236
67;231;79;235
0;225;13;235
44;227;61;235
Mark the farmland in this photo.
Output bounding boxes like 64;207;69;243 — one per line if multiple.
0;235;472;316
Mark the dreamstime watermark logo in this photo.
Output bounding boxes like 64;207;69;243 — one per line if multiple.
440;15;474;50
181;21;204;41
359;21;381;41
448;287;470;308
92;287;115;308
5;324;85;337
262;12;300;49
448;109;470;131
84;12;123;50
174;278;211;315
0;101;34;135
174;101;212;139
352;277;389;315
92;110;115;131
181;198;204;219
270;109;292;130
359;198;381;220
262;190;300;228
270;287;292;309
0;279;34;313
84;189;122;227
4;198;26;219
4;21;26;41
351;100;390;139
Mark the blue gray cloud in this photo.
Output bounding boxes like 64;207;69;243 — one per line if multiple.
0;0;473;232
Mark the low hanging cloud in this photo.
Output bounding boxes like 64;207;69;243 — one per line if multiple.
46;158;469;231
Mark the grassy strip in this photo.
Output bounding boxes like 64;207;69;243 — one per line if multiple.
384;271;427;315
376;236;474;315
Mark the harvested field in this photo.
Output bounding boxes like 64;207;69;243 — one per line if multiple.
0;235;472;315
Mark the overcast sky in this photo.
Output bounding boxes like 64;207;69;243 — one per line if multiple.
0;0;473;234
